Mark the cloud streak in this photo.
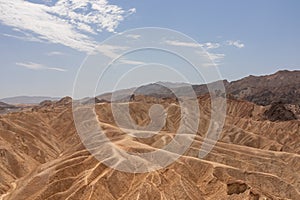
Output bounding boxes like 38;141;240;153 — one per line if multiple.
207;53;225;65
46;51;66;56
164;40;220;50
126;34;141;39
226;40;245;48
165;39;245;65
165;40;224;64
96;45;147;66
165;40;201;48
0;0;136;53
16;62;67;72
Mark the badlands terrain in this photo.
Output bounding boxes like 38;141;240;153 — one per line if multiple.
0;70;299;200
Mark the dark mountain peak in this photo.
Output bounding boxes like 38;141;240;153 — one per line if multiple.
227;70;300;105
134;83;175;98
274;69;296;74
56;96;72;106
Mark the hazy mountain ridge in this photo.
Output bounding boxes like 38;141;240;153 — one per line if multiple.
96;70;300;121
3;70;299;107
0;96;60;105
0;102;18;115
96;70;300;106
0;102;15;109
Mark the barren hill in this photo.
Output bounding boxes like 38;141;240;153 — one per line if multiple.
0;94;299;199
227;70;300;105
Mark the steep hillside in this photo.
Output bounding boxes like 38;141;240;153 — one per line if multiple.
227;70;300;105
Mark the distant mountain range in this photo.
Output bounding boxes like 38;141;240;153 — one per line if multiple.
0;96;60;105
0;101;16;109
2;70;299;107
96;70;300;106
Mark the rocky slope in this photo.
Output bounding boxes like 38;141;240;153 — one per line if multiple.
226;70;300;105
96;70;300;106
0;102;18;115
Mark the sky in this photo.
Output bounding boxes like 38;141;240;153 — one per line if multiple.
0;0;300;98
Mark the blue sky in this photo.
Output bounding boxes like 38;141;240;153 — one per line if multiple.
0;0;300;98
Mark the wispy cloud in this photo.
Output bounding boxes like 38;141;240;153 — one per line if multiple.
207;53;225;65
226;40;245;48
46;51;66;56
203;42;220;49
164;40;220;50
2;31;46;43
165;39;245;66
0;0;136;53
165;39;245;50
118;59;146;65
126;34;141;39
96;44;147;66
208;53;225;61
97;44;129;59
165;40;201;48
16;62;67;72
165;40;225;64
195;51;225;66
